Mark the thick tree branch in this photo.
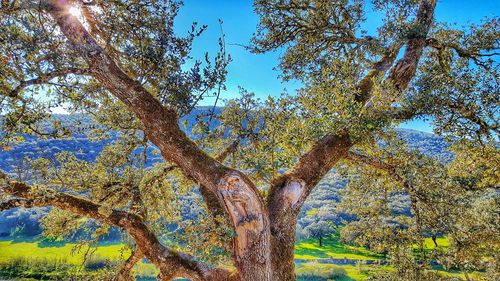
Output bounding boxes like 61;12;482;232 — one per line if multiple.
113;248;143;281
388;0;437;92
264;30;418;270
41;0;254;193
0;198;38;211
268;0;437;218
270;132;352;208
143;137;242;220
5;68;94;98
390;107;419;121
266;44;404;209
445;101;499;137
0;171;234;281
426;37;499;69
345;152;399;179
356;42;404;103
267;42;405;197
202;137;243;223
80;4;104;40
215;138;241;163
391;99;499;138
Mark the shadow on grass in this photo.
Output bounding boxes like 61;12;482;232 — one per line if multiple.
38;239;69;248
295;235;384;261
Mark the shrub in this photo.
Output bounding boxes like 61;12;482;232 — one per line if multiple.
0;256;71;273
296;262;347;281
0;257;72;280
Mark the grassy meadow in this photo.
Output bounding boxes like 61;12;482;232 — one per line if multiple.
0;235;477;281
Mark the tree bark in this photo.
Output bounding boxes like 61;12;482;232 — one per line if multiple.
269;207;300;281
268;179;313;281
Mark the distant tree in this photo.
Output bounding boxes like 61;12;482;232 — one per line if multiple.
303;221;334;247
0;1;498;281
298;200;343;248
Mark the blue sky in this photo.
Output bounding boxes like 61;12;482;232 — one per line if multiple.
172;0;499;132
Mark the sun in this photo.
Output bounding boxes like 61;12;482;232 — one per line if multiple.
68;6;83;18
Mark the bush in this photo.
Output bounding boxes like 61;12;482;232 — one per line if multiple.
296;262;347;281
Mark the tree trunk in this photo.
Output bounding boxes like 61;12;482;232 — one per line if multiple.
269;210;298;281
113;248;142;281
319;237;323;247
267;180;310;281
217;173;273;281
432;236;438;247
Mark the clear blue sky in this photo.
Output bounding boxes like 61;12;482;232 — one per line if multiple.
173;0;499;133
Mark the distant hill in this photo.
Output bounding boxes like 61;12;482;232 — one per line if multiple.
397;129;453;162
0;111;452;239
0;107;223;172
0;110;452;171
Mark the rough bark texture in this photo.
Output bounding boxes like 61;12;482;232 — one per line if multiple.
217;173;272;280
388;0;437;92
267;134;352;281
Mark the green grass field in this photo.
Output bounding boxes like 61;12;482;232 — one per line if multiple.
0;240;128;264
0;236;472;281
422;237;449;249
0;238;383;280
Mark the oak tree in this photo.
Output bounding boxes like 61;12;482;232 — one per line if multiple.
0;0;498;281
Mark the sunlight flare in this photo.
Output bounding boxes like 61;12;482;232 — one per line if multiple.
68;6;83;18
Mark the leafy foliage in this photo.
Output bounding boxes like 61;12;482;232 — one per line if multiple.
337;134;499;278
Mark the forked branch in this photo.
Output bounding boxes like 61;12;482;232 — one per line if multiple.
268;0;437;215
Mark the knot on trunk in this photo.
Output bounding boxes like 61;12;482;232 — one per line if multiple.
280;179;306;210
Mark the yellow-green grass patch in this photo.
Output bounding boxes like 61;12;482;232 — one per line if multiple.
423;237;449;249
295;238;383;261
0;240;158;278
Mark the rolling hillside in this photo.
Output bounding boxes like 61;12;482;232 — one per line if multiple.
0;112;452;239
